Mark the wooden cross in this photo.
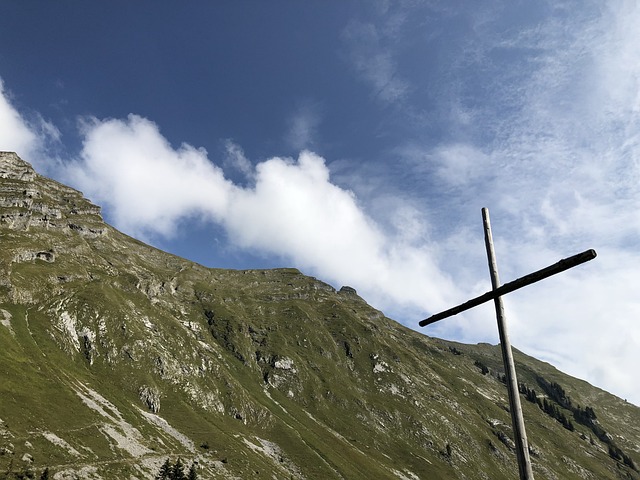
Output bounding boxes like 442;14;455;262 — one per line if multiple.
420;208;596;480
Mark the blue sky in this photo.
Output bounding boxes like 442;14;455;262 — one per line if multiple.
1;1;639;405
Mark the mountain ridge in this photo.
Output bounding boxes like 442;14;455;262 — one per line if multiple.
0;151;638;479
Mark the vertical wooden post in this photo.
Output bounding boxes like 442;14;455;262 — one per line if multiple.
482;208;534;480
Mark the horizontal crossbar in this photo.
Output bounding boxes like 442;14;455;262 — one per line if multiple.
419;249;597;327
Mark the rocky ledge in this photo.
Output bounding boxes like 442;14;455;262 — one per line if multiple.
0;152;105;236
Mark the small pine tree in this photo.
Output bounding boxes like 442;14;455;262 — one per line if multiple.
608;444;623;462
156;459;172;480
172;458;186;480
474;360;489;375
187;462;198;480
623;453;637;471
39;467;50;480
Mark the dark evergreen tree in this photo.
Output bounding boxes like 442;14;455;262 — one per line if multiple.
623;453;637;471
559;413;574;431
519;384;538;404
156;459;172;480
474;360;489;375
172;458;186;480
39;468;50;480
609;444;623;462
187;462;198;480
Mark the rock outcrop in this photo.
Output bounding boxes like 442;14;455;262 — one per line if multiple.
0;151;104;235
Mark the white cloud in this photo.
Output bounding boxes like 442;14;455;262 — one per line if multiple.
67;115;234;238
431;144;491;188
0;78;62;174
0;78;39;158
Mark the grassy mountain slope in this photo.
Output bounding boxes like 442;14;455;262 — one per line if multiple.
0;151;638;479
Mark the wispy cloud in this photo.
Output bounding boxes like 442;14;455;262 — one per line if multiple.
223;139;253;180
401;1;640;403
285;102;321;151
341;20;408;104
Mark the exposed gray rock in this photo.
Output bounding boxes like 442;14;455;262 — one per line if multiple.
12;250;56;263
0;152;104;235
0;152;36;181
338;285;358;295
139;386;162;414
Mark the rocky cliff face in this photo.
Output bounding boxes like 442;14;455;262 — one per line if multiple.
0;151;104;234
0;152;639;480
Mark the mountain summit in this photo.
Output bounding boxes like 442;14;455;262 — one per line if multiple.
0;152;638;479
